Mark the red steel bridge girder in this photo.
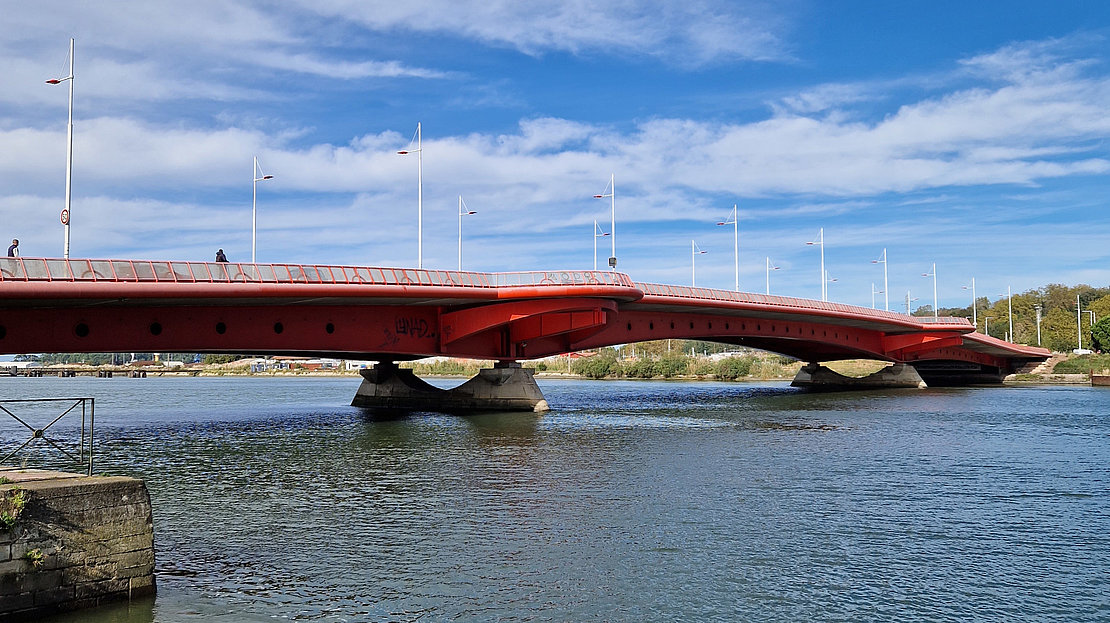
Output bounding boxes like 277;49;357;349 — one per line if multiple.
0;302;1036;367
0;300;617;362
0;305;441;360
571;310;893;362
440;298;615;346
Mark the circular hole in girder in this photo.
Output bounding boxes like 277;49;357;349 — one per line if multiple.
274;322;284;334
149;322;163;336
325;323;335;334
75;323;90;338
216;322;227;335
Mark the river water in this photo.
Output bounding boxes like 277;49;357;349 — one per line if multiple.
1;376;1106;622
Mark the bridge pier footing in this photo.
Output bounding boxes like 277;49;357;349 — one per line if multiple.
791;362;927;391
351;361;550;413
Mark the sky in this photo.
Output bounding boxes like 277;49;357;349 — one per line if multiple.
2;0;1110;315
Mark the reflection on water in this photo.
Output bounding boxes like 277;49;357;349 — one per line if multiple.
5;376;1107;622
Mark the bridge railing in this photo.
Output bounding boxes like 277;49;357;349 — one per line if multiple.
0;258;634;290
636;282;972;326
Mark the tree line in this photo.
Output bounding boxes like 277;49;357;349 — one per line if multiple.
912;283;1110;352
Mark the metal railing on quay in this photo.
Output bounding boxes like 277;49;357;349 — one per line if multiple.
0;397;94;476
0;257;635;290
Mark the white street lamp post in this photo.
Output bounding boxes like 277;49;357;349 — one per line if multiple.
806;228;825;301
871;248;889;311
826;270;837;299
593;220;610;271
46;38;75;258
1077;295;1084;352
872;283;885;309
922;262;938;318
905;291;919;315
251;156;273;264
765;257;779;295
593;174;616;269
691;240;706;286
397;122;423;268
1007;286;1013;343
716;204;738;291
458;195;476;271
1034;304;1043;346
984;316;993;337
962;277;977;328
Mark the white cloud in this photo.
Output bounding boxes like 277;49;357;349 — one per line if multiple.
300;0;789;64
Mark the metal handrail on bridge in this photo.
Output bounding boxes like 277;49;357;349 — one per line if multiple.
635;282;972;326
0;258;971;327
0;257;634;290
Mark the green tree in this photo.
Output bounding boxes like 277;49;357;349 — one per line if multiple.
571;351;621;379
1040;307;1080;352
1090;317;1110;352
656;354;688;378
716;356;754;380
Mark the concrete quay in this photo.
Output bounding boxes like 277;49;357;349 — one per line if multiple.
0;468;155;619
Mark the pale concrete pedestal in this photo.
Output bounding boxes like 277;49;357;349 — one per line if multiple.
352;361;550;413
791;362;927;390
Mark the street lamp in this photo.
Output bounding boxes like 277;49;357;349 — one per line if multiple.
691;240;707;286
1076;295;1090;353
716;204;738;291
593;220;610;271
905;291;919;315
871;283;884;309
921;262;938;318
252;156;273;264
805;228;825;301
984;316;993;337
765;257;779;295
457;195;476;271
1006;286;1013;343
997;287;1013;341
825;270;838;299
45;38;75;259
1034;303;1043;346
593;174;616;270
962;277;977;327
871;248;889;311
397;122;423;268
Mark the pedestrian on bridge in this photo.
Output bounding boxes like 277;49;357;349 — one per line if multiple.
6;239;17;257
215;249;228;262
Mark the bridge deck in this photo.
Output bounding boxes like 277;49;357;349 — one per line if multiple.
0;257;1049;363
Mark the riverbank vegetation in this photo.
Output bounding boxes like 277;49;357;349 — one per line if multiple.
536;342;800;380
1053;353;1110;374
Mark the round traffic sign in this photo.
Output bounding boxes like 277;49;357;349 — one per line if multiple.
60;209;69;225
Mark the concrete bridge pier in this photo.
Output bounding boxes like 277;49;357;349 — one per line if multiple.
351;361;550;413
791;362;927;391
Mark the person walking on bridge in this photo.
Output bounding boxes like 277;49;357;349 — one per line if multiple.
215;249;228;262
6;239;18;257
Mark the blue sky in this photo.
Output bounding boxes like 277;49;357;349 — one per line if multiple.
2;1;1109;314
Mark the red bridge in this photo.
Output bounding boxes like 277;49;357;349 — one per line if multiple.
0;257;1050;411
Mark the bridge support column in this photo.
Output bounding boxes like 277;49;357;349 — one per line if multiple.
791;362;927;390
351;361;550;413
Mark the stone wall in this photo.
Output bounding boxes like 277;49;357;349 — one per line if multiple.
0;469;155;619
